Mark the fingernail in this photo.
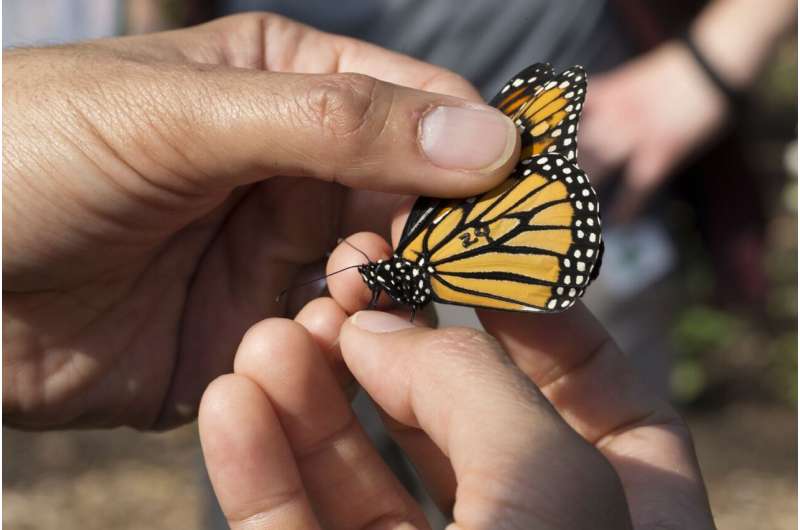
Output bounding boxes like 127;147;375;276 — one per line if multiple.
420;105;517;171
351;311;415;333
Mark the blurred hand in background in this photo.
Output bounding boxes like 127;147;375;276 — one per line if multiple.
579;42;727;221
579;0;796;222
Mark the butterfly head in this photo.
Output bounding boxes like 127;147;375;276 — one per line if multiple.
358;255;432;309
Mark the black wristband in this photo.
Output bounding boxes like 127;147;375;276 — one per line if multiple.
678;29;745;108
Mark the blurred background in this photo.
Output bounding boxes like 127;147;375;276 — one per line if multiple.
3;1;797;529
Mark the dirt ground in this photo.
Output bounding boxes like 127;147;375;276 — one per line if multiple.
3;397;796;530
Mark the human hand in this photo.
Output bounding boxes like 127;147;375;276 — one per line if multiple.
198;232;715;529
579;42;728;221
3;13;520;429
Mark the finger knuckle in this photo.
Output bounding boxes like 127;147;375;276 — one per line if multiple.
305;73;384;145
206;11;278;34
422;69;473;94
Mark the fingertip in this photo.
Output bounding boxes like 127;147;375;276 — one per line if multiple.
295;297;353;388
339;311;434;423
233;317;316;376
198;374;280;498
349;310;418;333
326;232;392;314
199;374;253;435
198;373;313;527
199;373;274;451
295;297;348;353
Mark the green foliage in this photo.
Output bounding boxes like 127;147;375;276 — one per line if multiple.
672;306;745;357
768;331;798;406
670;355;708;404
670;305;745;404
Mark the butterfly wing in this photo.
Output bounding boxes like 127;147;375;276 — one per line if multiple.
491;63;587;162
397;153;601;312
489;63;555;109
393;64;599;312
399;64;588;251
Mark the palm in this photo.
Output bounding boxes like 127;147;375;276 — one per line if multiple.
163;179;400;427
7;169;400;428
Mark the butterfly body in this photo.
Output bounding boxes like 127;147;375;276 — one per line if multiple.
359;254;433;312
360;63;603;316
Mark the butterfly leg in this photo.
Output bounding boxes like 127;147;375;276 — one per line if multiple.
367;289;380;310
410;305;417;322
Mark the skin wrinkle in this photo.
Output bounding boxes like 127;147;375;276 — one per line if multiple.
62;95;216;232
231;321;426;530
417;69;471;98
120;75;221;199
126;70;226;193
293;406;359;460
539;335;681;447
224;489;310;528
455;432;627;530
67;79;201;211
538;335;615;390
6;296;99;423
455;473;559;530
331;36;346;77
45;137;158;243
5;171;74;288
258;15;269;71
110;238;195;428
11;324;114;428
93;61;215;194
265;15;304;73
38;236;183;428
595;411;688;451
306;74;385;168
409;329;513;464
155;201;248;427
358;512;417;530
219;196;261;312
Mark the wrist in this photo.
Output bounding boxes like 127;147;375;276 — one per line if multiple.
689;0;796;91
676;29;746;111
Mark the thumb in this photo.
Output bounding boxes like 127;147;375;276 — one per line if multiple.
339;310;631;529
103;67;520;198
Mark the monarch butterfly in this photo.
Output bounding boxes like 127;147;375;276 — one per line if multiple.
359;63;603;318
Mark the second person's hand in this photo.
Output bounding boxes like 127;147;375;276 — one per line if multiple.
200;292;716;529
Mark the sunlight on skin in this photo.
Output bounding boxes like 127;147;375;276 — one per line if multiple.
196;230;714;529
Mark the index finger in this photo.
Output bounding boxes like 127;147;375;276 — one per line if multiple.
168;13;484;101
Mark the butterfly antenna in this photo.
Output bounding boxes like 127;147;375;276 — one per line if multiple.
338;237;374;263
275;264;364;303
